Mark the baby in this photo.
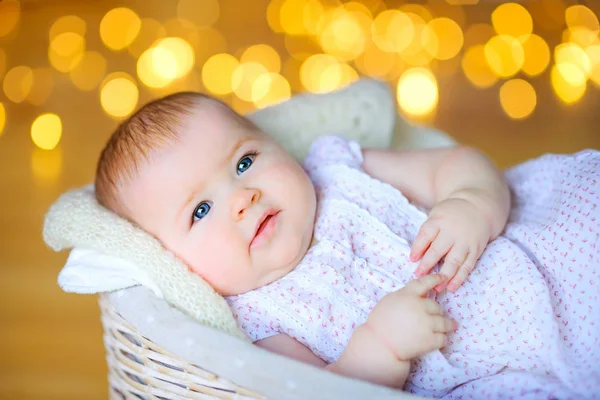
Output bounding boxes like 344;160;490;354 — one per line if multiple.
95;92;600;399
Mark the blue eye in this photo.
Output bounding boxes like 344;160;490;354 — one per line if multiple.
237;153;256;175
192;201;212;222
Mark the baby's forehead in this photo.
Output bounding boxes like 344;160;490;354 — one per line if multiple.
179;100;259;147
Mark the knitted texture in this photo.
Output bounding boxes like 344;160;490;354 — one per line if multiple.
43;79;395;339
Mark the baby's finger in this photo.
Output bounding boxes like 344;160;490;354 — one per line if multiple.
423;298;444;315
403;274;446;297
436;246;469;292
430;333;448;350
447;251;479;292
416;235;452;277
431;316;457;333
410;221;440;264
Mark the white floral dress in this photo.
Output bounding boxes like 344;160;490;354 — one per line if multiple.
226;136;600;399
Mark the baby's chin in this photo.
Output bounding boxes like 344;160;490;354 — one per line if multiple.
265;232;312;280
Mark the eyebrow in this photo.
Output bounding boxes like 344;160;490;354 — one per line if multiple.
224;136;253;169
179;136;253;223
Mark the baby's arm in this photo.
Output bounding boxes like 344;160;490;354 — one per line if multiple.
255;274;453;389
363;146;511;291
256;326;410;388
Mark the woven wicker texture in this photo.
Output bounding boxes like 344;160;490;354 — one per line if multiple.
100;294;265;400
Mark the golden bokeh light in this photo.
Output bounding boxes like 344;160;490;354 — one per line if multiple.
128;18;166;58
400;16;438;66
520;34;550;77
485;35;524;78
586;45;600;87
302;0;326;36
551;64;586;104
251;72;274;103
499;79;536;119
556;63;587;88
324;62;359;90
371;10;414;53
396;68;438;116
319;9;367;61
0;0;20;37
427;2;466;28
137;48;174;89
231;96;256;115
152;37;195;79
70;51;107;91
241;44;281;73
281;56;304;93
252;72;291;109
31;147;63;184
100;8;141;51
462;45;498;88
343;1;374;19
188;27;228;65
0;49;6;78
202;53;240;95
267;0;286;33
31;113;62;150
300;54;347;93
384;53;408;81
436;53;462;78
567;28;599;48
528;1;566;32
565;5;599;34
163;17;196;39
555;43;591;85
427;18;463;60
3;65;33;103
232;62;269;102
100;74;139;118
492;3;533;39
399;13;430;56
354;42;396;78
284;35;322;61
0;102;5;137
399;4;432;22
50;15;86;41
177;0;220;27
27;68;54;106
280;0;310;36
49;32;85;72
463;23;495;48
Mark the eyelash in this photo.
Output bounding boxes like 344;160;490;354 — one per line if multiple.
191;150;260;225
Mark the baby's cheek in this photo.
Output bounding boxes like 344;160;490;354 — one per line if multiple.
266;160;309;189
184;225;247;294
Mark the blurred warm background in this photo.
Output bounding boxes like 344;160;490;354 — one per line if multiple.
0;0;599;398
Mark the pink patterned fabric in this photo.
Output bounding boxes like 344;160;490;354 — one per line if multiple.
226;136;600;399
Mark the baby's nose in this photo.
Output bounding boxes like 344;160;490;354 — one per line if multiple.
231;188;261;220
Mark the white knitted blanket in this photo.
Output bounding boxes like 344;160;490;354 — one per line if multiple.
43;79;397;340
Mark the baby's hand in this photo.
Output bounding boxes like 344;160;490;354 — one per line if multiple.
410;197;491;292
365;274;456;361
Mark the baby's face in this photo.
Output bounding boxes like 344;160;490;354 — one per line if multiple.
120;102;317;295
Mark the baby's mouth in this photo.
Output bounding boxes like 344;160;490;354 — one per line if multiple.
256;215;273;236
251;209;280;247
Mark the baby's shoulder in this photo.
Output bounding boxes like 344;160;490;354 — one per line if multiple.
303;135;364;172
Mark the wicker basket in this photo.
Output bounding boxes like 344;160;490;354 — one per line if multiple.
99;294;264;400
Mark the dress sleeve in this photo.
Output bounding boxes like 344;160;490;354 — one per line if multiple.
302;135;364;173
228;298;280;343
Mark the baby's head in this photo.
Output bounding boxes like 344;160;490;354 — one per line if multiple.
95;92;316;295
